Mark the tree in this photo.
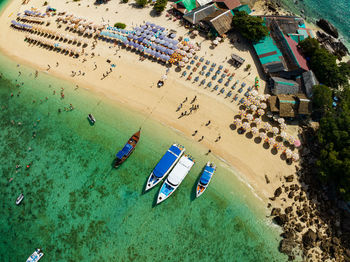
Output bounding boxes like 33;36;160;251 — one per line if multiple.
315;84;350;200
153;0;167;13
114;23;126;29
231;11;269;42
312;85;333;117
299;37;350;88
136;0;147;7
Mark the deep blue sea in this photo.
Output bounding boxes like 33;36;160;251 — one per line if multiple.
277;0;350;48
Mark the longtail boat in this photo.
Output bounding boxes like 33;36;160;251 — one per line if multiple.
114;129;141;168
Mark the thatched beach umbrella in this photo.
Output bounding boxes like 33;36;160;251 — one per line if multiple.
238;109;246;118
268;137;276;145
260;102;267;109
259;132;267;140
277;118;285;124
257;109;265;116
250;104;257;112
280;131;287;140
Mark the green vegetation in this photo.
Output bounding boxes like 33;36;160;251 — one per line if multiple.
299;37;350;89
231;11;269;42
312;85;333;117
153;0;167;13
136;0;147;7
43;1;48;5
114;23;126;29
315;86;350;200
122;0;129;3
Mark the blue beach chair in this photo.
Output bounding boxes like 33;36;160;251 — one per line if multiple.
212;75;217;80
218;78;223;83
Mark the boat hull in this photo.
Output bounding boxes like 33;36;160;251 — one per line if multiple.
16;194;24;205
113;130;140;168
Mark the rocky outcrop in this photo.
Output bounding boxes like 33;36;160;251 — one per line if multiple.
316;19;339;38
279;238;297;256
302;229;317;249
274;187;282;197
316;31;350;58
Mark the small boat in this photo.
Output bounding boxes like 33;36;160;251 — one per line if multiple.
16;193;24;205
114;130;141;168
156;155;195;204
88;114;96;124
196;162;216;197
26;249;44;262
145;144;185;191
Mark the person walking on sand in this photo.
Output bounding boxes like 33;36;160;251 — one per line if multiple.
192;130;198;136
183;97;188;103
205;120;211;126
56;62;59;67
198;136;204;142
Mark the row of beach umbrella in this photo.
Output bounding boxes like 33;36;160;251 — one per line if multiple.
11;20;32;29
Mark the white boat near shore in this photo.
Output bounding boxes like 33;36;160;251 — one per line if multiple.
145;144;185;191
16;193;24;205
156;155;195;204
26;249;44;262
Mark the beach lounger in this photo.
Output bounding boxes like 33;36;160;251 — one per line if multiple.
212;75;217;80
196;62;201;67
200;71;204;75
202;65;207;70
231;85;236;90
199;57;204;62
206;60;210;65
216;70;221;75
186;65;191;70
193;67;197;72
227;91;232;97
187;75;192;81
247;86;252;91
194;55;198;60
205;72;211;77
221;73;226;78
211;63;216;67
239;98;245;104
214;85;219;90
224;69;229;73
224;81;229;87
190;60;195;65
234;95;238;101
241;82;246;87
228;76;233;81
207;82;212;87
236;80;239;84
209;67;214;72
219;65;223;70
200;79;206;85
182;71;187;77
244;91;250;97
220;88;225;94
238;87;243;93
218;78;223;83
194;76;199;82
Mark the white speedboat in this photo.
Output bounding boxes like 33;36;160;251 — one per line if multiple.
145;144;185;191
88;114;96;124
26;249;44;262
156;155;195;204
16;193;24;205
196;162;216;197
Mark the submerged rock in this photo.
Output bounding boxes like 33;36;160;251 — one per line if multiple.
302;229;317;249
279;238;296;256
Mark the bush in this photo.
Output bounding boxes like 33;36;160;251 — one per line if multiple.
122;0;129;3
153;0;167;13
231;11;269;42
136;0;147;7
114;23;126;29
43;1;48;6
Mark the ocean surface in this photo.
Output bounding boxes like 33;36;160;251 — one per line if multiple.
277;0;350;48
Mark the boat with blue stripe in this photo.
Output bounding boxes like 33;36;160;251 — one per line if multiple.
196;162;216;197
114;130;141;168
26;249;44;262
156;155;195;204
145;144;185;191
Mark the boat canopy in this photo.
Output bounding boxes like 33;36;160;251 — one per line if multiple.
200;165;215;185
167;156;194;185
116;143;133;159
153;145;182;178
159;183;174;196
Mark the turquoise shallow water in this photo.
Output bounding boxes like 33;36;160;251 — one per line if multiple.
0;51;287;260
277;0;350;48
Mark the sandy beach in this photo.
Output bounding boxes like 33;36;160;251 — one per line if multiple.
0;0;299;207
